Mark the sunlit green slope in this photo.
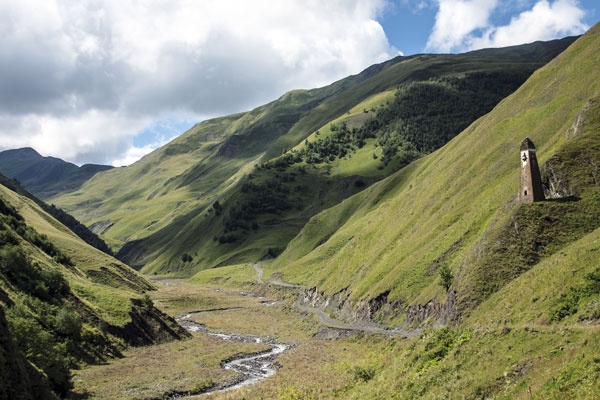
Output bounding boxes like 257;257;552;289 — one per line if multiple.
268;23;600;321
50;38;574;274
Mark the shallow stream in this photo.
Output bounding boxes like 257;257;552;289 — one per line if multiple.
174;313;290;397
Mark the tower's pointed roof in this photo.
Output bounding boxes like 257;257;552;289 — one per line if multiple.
520;137;536;151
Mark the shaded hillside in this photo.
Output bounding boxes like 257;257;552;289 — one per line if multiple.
264;23;600;327
0;305;56;400
0;173;112;255
50;37;576;274
0;147;113;199
0;183;188;397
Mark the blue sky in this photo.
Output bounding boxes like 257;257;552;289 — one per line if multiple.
380;0;597;55
0;0;596;166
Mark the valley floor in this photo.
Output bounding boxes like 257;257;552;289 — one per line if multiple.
71;265;600;400
72;273;382;399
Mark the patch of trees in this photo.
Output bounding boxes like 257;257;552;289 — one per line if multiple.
262;70;531;170
0;246;69;302
7;303;79;397
215;175;295;244
0;219;78;396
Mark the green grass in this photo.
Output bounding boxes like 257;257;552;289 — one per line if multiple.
269;24;600;314
189;263;257;286
336;227;600;399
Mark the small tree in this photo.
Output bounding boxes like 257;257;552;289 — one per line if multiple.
54;308;82;339
439;264;453;292
212;201;223;216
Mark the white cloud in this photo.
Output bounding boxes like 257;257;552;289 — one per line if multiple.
0;0;397;165
470;0;588;49
426;0;498;52
111;141;165;168
426;0;589;52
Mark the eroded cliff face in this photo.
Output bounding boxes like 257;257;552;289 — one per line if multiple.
301;286;456;327
108;298;190;346
405;290;457;326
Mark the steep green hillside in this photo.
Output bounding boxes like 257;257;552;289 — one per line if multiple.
0;182;187;397
265;23;600;325
53;98;327;251
0;304;56;399
0;173;113;255
50;38;575;274
0;147;113;199
196;25;600;400
316;210;600;399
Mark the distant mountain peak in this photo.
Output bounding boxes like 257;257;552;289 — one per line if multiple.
2;146;42;158
0;147;113;199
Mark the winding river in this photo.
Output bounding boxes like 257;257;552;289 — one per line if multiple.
174;313;290;397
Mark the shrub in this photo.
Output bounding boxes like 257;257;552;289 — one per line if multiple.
439;264;453;291
0;245;70;302
7;312;75;396
352;365;376;383
54;308;82;339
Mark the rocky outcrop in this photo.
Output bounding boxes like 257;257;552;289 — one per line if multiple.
405;290;457;325
107;298;190;346
301;286;457;328
301;287;402;326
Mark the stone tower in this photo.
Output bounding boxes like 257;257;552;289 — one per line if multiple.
519;137;545;203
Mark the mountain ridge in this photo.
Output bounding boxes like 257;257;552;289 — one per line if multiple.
46;37;577;274
0;147;113;199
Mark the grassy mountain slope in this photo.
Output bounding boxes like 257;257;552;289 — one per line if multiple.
326;207;600;399
52;94;328;251
0;147;113;199
50;38;575;275
197;25;600;400
264;36;578;161
0;182;187;397
0;173;113;255
265;23;600;324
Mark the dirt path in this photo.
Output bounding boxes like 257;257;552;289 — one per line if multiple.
253;263;302;288
252;263;263;284
296;305;420;338
251;263;419;338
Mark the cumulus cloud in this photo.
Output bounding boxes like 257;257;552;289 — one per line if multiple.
426;0;589;53
470;0;588;49
0;0;398;165
426;0;498;52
